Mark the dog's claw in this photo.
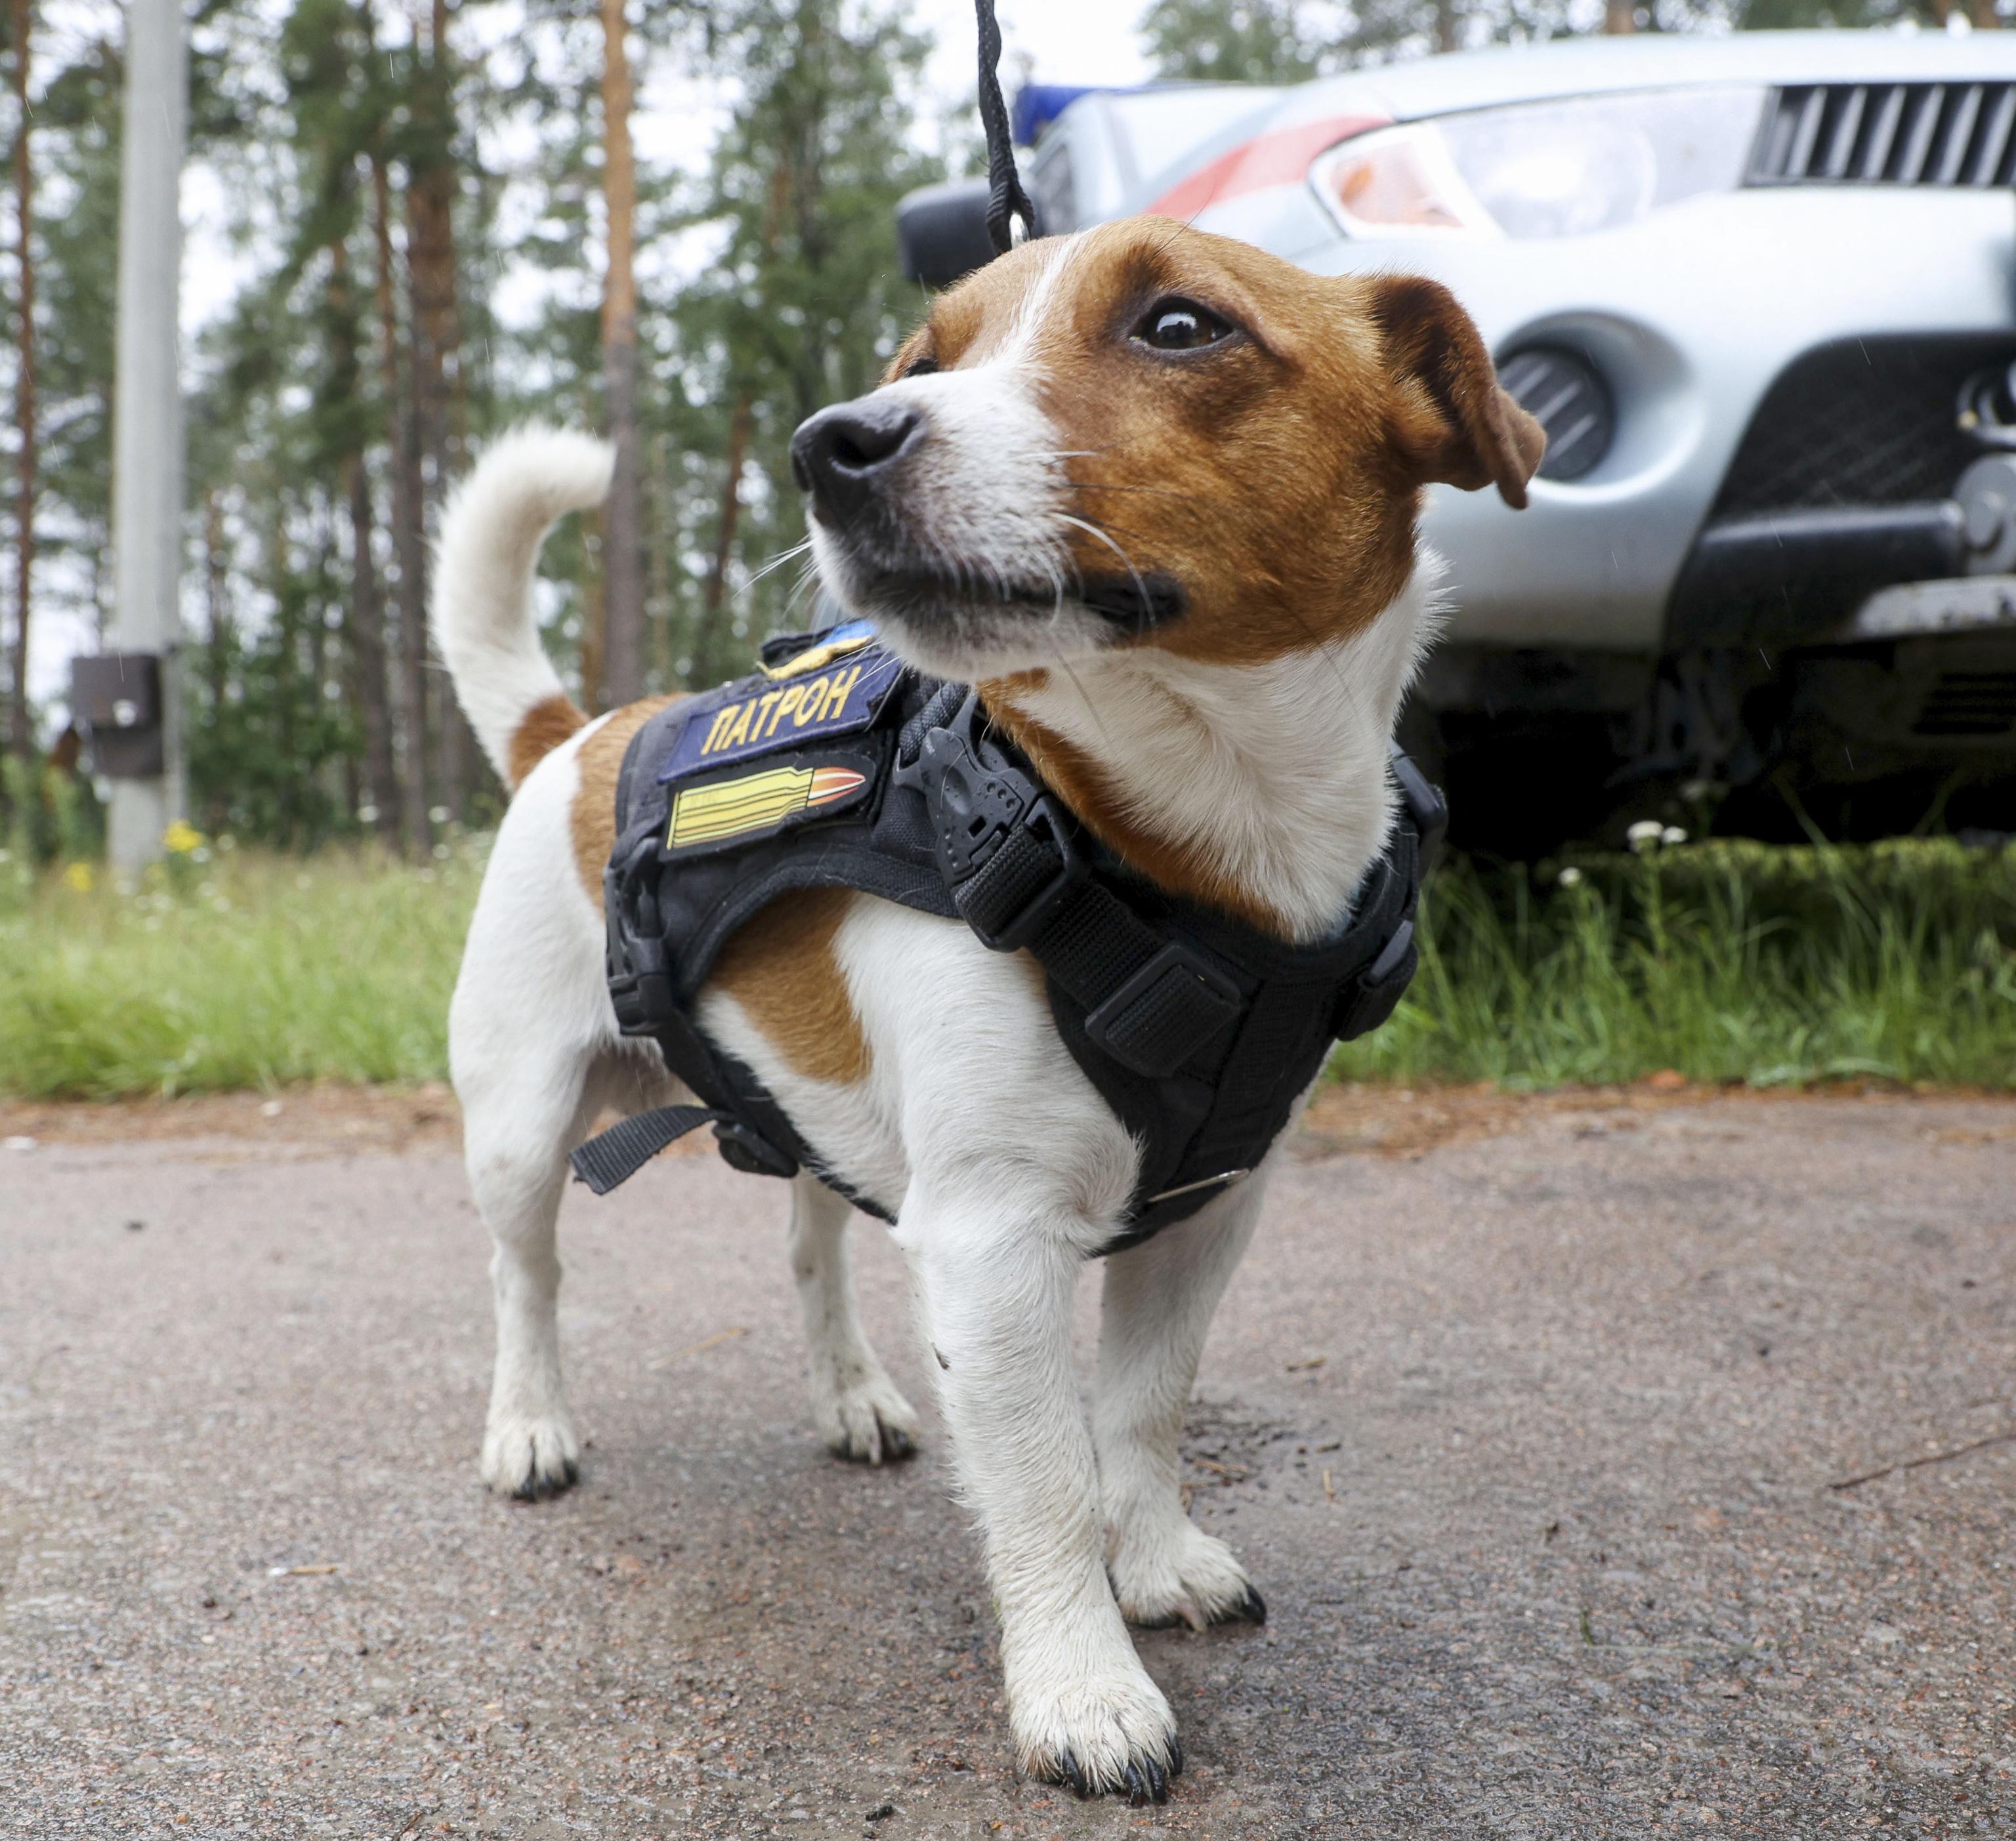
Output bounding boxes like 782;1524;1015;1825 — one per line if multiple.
1169;1735;1185;1779
1055;1748;1091;1798
1124;1764;1149;1807
511;1455;579;1502
1234;1585;1267;1626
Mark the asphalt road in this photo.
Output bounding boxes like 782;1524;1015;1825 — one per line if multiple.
4;1087;2015;1840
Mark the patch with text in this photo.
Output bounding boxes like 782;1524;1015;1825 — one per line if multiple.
659;644;901;783
665;755;873;855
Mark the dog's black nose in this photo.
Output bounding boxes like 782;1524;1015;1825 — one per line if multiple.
790;398;923;529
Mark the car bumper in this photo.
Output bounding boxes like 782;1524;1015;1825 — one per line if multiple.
1301;187;2016;652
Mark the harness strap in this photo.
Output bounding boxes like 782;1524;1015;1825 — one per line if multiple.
959;824;1244;1078
569;1106;726;1195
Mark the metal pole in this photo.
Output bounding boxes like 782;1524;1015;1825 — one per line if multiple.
107;0;186;871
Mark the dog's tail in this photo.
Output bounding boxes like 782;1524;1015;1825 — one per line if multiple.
432;426;614;791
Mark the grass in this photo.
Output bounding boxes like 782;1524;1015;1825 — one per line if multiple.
0;840;483;1099
0;834;2009;1101
1333;838;2016;1090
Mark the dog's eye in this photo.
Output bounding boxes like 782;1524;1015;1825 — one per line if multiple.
1133;299;1235;353
902;355;940;378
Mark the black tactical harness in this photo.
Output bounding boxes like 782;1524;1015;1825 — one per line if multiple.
570;623;1444;1254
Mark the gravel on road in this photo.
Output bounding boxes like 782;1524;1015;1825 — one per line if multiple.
3;1087;2013;1838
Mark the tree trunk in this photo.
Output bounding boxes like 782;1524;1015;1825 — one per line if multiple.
693;392;753;686
369;141;432;854
692;158;787;687
1603;0;1635;33
8;0;35;762
201;488;228;716
343;457;399;842
579;512;606;719
407;0;476;818
327;230;399;844
598;0;644;709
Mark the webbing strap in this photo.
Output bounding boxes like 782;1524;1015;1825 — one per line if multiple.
958;829;1245;1077
569;1106;723;1195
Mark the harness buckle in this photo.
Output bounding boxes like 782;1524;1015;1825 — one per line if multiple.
907;691;1089;951
1085;940;1244;1078
711;1119;800;1180
1389;741;1448;863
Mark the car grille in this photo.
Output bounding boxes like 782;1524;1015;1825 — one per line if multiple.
1750;81;2016;188
1712;337;2014;516
1914;669;2016;739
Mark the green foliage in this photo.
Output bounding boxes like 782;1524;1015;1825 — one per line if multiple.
0;837;2009;1100
658;0;940;685
183;592;359;848
1;754;101;870
0;840;480;1096
1141;0;1323;84
1335;839;2016;1089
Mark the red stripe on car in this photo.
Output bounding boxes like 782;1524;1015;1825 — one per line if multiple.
1146;114;1388;221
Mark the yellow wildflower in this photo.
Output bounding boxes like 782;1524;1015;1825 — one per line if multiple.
63;861;94;894
163;821;204;856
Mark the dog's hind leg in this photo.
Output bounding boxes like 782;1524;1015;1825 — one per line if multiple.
1093;1172;1270;1631
787;1173;921;1464
461;1051;601;1500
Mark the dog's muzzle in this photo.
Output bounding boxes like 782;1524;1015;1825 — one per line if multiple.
791;397;925;533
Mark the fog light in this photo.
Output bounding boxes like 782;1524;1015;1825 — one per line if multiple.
1496;345;1613;482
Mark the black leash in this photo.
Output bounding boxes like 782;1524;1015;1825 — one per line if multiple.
975;0;1037;255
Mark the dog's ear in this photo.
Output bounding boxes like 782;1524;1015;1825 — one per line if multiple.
1370;274;1547;509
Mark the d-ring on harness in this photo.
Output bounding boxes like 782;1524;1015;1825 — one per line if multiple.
570;624;1443;1255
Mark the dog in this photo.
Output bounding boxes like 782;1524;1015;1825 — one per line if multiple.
434;216;1542;1803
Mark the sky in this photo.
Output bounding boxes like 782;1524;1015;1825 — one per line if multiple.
27;0;1162;708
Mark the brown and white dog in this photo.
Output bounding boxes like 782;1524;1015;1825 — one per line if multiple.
434;218;1542;1804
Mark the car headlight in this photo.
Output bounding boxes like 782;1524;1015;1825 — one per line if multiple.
1309;85;1766;241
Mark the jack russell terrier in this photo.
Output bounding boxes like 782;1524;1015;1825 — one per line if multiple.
433;217;1543;1804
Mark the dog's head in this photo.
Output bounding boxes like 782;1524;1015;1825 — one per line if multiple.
791;217;1544;680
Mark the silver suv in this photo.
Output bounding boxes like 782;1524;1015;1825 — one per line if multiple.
899;33;2016;848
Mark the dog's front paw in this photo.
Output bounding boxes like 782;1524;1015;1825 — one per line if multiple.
1110;1520;1265;1632
1010;1651;1182;1805
813;1369;921;1466
481;1411;581;1500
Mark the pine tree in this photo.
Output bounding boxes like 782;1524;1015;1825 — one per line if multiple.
598;0;644;708
6;0;34;762
671;0;938;685
1140;0;1320;83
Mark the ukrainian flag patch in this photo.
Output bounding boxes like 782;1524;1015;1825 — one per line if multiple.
667;756;872;854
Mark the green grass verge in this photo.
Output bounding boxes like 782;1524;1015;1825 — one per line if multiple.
1333;838;2016;1090
0;835;2009;1100
0;843;482;1098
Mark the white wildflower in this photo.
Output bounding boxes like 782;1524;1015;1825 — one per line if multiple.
1662;825;1687;847
1558;865;1584;888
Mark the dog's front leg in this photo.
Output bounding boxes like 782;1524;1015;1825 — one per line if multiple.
899;1186;1181;1805
1093;1173;1270;1630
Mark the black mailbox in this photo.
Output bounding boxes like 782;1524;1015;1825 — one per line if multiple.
71;652;166;778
